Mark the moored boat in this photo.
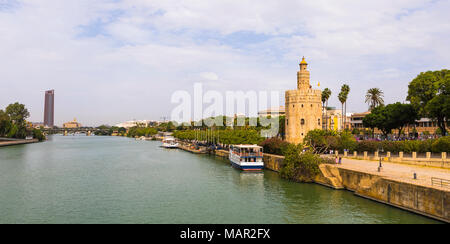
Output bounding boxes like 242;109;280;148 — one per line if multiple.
229;145;264;171
161;136;179;149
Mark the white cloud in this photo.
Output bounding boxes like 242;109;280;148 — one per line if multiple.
200;72;219;81
0;0;449;125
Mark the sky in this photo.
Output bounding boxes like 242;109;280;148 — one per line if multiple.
1;0;449;126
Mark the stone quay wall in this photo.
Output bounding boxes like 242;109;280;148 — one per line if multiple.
261;152;449;223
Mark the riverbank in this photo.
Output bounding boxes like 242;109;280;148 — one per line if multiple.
178;142;449;223
0;135;439;224
0;139;39;147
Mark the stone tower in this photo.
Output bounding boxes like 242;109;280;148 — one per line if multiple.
285;57;323;144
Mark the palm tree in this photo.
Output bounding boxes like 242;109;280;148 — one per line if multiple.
339;84;350;131
365;88;384;110
321;88;332;130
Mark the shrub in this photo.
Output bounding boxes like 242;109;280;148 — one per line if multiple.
304;129;337;153
356;140;379;153
401;140;421;153
418;139;433;153
280;144;322;182
32;129;45;141
337;132;357;152
7;124;18;138
431;137;450;153
259;137;290;156
380;141;402;153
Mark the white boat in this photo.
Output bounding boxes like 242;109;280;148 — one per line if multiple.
162;137;179;149
229;145;264;171
136;136;146;141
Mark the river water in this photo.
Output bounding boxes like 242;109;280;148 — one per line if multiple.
0;135;440;224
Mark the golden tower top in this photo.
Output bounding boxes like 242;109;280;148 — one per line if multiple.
297;56;310;90
300;56;307;65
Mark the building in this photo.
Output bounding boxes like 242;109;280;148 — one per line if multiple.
285;57;322;144
350;112;447;135
322;108;343;131
258;106;286;117
350;112;371;129
43;90;55;127
28;122;44;129
115;120;156;129
63;118;82;129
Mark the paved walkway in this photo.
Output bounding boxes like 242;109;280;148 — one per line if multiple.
0;139;38;147
335;157;450;191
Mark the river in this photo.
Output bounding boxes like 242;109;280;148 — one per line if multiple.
0;135;440;224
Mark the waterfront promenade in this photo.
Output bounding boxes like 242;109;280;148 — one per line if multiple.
336;157;450;191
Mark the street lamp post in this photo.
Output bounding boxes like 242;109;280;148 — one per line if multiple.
378;145;384;172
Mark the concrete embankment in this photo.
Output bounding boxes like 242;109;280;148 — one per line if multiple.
178;143;208;154
263;153;450;223
0;139;39;147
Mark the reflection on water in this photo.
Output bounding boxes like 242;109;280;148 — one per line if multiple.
0;135;441;224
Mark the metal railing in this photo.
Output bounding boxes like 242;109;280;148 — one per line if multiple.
431;177;450;189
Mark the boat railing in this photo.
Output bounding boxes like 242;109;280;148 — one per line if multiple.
232;152;263;157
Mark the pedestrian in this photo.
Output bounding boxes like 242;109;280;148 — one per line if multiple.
339;157;342;164
335;156;338;164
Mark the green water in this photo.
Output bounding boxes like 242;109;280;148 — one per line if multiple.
0;135;440;224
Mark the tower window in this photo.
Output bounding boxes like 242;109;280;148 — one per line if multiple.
318;119;321;126
301;119;305;125
301;104;304;108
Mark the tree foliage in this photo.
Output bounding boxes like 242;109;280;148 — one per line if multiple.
407;69;450;136
365;88;384;110
0;103;42;140
174;129;264;145
127;127;158;138
0;110;12;137
259;137;290;155
304;129;356;153
362;103;418;137
5;102;30;125
280;144;324;182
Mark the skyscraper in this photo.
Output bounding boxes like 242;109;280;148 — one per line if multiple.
44;90;54;127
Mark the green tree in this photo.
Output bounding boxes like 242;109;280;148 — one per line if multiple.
338;84;350;131
387;103;418;137
304;129;337;154
362;105;393;137
407;70;450;136
365;88;384;110
0;110;11;137
5;102;30;125
362;103;418;137
32;129;45;141
3;103;30;139
321;88;332;130
362;110;380;138
280;145;322;182
278;115;286;139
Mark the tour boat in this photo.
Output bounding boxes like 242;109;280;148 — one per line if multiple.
161;137;179;149
229;145;264;171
